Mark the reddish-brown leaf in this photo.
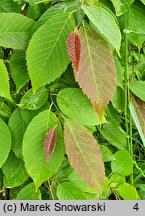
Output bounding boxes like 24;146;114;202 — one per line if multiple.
133;97;145;135
44;128;57;165
64;119;105;194
129;97;145;146
66;31;81;72
73;25;116;120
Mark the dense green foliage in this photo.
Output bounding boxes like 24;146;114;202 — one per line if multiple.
0;0;145;200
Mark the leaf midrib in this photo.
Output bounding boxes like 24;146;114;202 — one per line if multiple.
83;25;100;105
67;120;100;192
34;14;72;87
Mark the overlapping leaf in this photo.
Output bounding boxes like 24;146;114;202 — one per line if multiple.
64;119;105;194
82;5;121;54
0;13;34;49
0;59;12;101
24;0;52;4
26;13;75;92
111;0;134;16
67;32;81;71
56;181;87;200
9;51;29;93
129;97;145;146
115;183;139;200
8;108;27;158
57;88;105;125
44;128;57;165
111;150;133;176
18;87;48;110
99;121;127;150
31;3;67;34
16;183;41;200
2;152;28;188
22;110;64;189
68;171;96;193
130;81;145;101
127;2;145;48
72;25;116;118
0;118;11;168
0;0;21;13
0;98;11;118
141;0;145;5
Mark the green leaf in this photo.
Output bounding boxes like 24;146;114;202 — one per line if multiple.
86;193;99;200
0;118;11;168
105;103;122;125
18;87;48;110
53;159;73;182
22;110;64;189
9;51;29;93
112;86;125;113
111;0;134;16
64;119;105;194
110;173;126;184
26;4;41;20
114;55;124;88
99;122;127;150
127;3;145;49
0;59;12;101
130;81;145;102
99;145;115;162
0;98;11;118
82;5;121;54
25;0;52;4
57;88;105;126
0;0;21;13
140;0;145;4
85;0;99;5
115;183;139;200
0;13;34;49
67;171;96;193
136;184;145;199
2;152;28;188
31;3;67;34
56;181;87;200
8;108;27;158
111;150;133;176
99;178;112;200
0;47;4;58
26;13;75;92
20;109;37;125
20;101;50;125
16;183;41;200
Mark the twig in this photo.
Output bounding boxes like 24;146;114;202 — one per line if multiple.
4;48;11;60
22;2;29;16
48;180;54;200
129;44;145;51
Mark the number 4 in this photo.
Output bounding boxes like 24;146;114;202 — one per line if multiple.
133;203;139;211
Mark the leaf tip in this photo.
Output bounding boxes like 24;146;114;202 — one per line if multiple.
66;31;81;72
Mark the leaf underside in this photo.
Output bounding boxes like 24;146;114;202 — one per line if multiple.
64;119;105;194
